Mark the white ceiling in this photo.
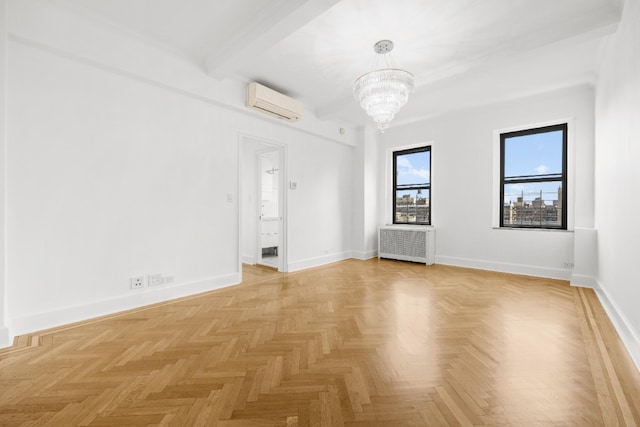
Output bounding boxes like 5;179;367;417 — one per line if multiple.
41;0;623;128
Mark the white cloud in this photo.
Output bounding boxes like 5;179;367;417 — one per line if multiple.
413;168;430;180
535;164;549;174
397;155;430;183
397;157;412;168
398;162;429;180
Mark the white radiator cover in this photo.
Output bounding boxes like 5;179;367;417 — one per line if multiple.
378;225;435;265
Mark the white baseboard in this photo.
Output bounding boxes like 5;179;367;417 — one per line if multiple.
436;255;571;280
351;249;378;260
288;251;351;272
0;326;10;349
7;272;241;341
570;273;599;289
594;280;640;372
242;255;256;265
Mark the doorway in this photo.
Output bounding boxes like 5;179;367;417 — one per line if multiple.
257;149;281;268
239;136;287;272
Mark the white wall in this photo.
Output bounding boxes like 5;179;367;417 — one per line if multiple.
594;0;640;368
240;138;263;265
351;126;379;260
0;0;8;344
2;0;354;344
362;128;380;257
379;85;596;280
286;136;353;271
6;39;242;335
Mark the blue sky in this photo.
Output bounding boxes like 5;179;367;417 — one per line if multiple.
504;130;563;177
503;130;564;204
396;151;430;186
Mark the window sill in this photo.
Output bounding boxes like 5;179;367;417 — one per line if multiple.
492;227;573;233
384;224;435;230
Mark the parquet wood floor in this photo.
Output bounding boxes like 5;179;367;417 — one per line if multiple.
1;259;639;426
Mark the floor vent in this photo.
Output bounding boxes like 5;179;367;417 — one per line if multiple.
378;225;435;265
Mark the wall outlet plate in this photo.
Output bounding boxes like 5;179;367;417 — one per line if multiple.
130;276;145;289
148;273;163;286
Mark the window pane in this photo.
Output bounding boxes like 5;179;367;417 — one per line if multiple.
396;151;430;188
395;189;430;224
503;181;563;227
504;130;563;178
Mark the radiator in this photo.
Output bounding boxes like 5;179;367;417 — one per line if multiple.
378;225;435;265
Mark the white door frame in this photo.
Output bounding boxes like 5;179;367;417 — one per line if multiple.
238;133;288;276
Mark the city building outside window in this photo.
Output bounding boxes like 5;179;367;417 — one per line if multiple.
500;123;567;229
393;146;431;225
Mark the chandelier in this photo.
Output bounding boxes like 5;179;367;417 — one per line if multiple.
353;40;414;133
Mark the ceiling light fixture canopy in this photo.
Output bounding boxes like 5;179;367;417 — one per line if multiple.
353;40;414;133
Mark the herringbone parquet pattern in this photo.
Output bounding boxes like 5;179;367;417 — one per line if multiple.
1;259;639;426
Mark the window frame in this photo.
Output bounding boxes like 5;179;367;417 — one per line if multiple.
499;123;568;230
392;145;431;226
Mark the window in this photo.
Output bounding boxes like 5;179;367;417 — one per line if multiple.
500;123;567;229
393;146;431;225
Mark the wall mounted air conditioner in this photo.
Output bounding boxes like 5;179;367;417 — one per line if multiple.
246;82;303;122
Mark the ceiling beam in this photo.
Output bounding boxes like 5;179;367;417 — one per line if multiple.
205;0;341;78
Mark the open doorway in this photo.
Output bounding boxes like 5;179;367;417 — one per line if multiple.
257;150;280;268
239;135;287;273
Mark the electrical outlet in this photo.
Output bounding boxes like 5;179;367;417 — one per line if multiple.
148;273;163;286
563;262;574;269
163;276;175;284
130;276;145;289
